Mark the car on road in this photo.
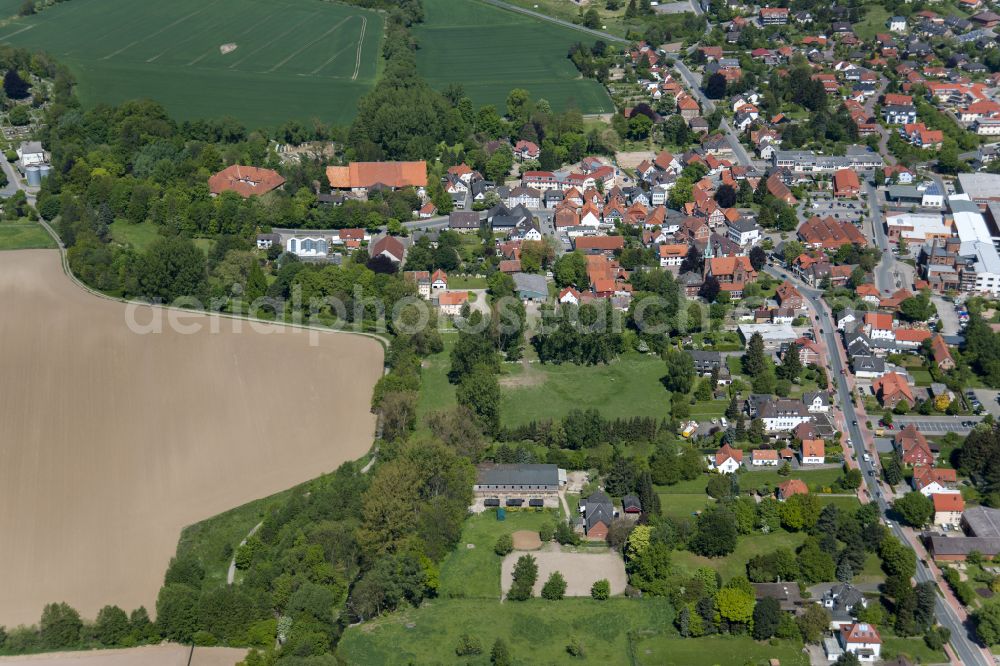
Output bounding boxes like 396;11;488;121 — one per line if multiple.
840;369;846;375
852;420;858;426
869;470;875;476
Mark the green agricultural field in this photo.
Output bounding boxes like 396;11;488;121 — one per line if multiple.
439;509;559;599
338;597;675;665
0;0;383;127
414;0;614;115
0;218;55;250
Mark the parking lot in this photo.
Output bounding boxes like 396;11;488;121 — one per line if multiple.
892;416;983;434
805;198;863;225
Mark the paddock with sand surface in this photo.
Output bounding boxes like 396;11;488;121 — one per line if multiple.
0;250;383;626
511;530;543;551
500;546;628;597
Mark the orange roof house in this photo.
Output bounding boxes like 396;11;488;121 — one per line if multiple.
326;161;427;191
802;439;825;461
705;256;757;295
833;168;861;197
933;493;965;523
715;443;744;468
777;479;808;500
931;334;955;370
913;465;957;492
873;371;915;409
798;216;866;249
775;280;804;309
209;165;285;198
896;425;933;466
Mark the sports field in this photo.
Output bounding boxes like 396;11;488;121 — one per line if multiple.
0;0;382;127
414;0;614;114
0;250;382;626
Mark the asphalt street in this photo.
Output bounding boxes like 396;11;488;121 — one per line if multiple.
672;60;753;167
765;265;991;666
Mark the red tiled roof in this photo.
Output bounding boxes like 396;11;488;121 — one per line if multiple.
208;165;285;198
802;439;824;458
798;216;866;248
778;479;808;497
933;493;965;513
326;161;427;189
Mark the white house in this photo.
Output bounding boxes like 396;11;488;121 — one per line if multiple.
558;287;581;305
758;398;812;433
16;141;45;167
836;310;858;330
751;449;779;466
803;391;831;413
431;269;448;292
888;15;907;32
801;439;825;464
933;493;964;527
864;313;895;340
727;217;761;247
286;236;329;258
840;623;882;662
712;444;743;474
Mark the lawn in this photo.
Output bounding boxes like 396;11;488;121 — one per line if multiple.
689;400;728;419
110;220;162;252
738;467;845;493
910;368;933;387
853;5;891;41
447;275;487;289
657;477;712;495
110;220;215;255
0;219;55;250
882;635;948;663
499;353;668;426
672;531;808;581
415;333;458;422
0;0;383;127
659;492;711;520
414;0;614;114
338;597;675;665
438;509;560;599
632;635;809;666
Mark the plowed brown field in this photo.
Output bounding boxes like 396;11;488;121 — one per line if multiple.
0;250;382;625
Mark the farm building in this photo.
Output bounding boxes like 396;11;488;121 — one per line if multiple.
326;161;427;195
471;463;561;511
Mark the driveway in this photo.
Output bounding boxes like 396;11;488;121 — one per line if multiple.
933;296;961;336
500;545;627;597
973;388;1000;418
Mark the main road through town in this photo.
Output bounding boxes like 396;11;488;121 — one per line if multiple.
764;265;991;666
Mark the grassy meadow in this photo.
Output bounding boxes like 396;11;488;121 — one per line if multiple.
0;218;55;250
337;597;675;665
438;509;559;599
0;0;383;127
414;0;614;115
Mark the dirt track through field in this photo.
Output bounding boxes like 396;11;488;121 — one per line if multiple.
0;250;382;626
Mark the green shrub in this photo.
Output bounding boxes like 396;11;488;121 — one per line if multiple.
539;522;554;542
455;633;482;656
591;579;611;600
494;533;513;556
192;630;216;646
541;571;567;600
